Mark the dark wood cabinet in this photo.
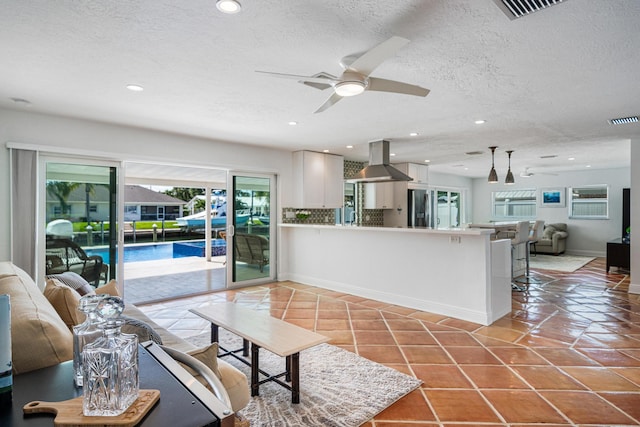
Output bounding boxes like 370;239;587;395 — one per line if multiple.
607;238;630;272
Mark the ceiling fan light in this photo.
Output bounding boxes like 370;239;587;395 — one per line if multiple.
216;0;242;14
335;81;366;97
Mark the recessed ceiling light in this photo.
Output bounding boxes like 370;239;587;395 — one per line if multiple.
568;157;575;161
126;84;144;92
409;132;419;136
346;145;353;149
288;121;297;126
216;0;242;14
586;164;591;168
424;160;430;163
475;120;486;124
323;149;329;153
390;153;396;156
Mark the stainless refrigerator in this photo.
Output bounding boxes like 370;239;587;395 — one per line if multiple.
408;189;430;227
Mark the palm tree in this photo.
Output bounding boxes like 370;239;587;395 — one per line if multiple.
46;181;80;217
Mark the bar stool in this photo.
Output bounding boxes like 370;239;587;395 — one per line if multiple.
510;221;530;291
528;220;545;257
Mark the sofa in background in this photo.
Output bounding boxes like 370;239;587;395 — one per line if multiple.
0;261;250;413
533;223;568;255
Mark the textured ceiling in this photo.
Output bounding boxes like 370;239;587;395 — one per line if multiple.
1;0;638;179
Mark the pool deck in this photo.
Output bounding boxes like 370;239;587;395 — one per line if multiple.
124;256;226;279
121;256;227;305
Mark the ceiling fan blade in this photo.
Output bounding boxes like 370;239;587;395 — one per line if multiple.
368;77;430;97
256;70;339;86
347;36;410;76
314;92;343;113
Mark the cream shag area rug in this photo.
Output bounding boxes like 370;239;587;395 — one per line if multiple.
529;254;596;272
188;331;421;427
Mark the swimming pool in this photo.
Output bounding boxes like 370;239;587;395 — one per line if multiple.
85;240;226;264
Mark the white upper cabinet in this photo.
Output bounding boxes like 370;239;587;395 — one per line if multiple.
394;162;429;185
293;151;344;208
364;182;395;209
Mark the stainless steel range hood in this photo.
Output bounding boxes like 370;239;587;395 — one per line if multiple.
346;140;413;183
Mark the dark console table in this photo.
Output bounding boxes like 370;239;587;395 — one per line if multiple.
606;238;630;272
0;344;230;427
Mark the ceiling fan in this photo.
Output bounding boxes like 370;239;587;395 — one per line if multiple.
520;167;558;177
256;36;430;113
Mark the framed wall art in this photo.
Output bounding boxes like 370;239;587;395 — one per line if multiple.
539;187;565;207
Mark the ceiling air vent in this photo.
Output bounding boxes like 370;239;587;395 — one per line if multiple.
493;0;567;20
608;116;638;125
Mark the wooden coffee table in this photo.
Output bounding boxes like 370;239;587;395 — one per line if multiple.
190;302;329;403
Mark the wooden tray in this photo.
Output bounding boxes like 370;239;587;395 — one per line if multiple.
23;389;160;427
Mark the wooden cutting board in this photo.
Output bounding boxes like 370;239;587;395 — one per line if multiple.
23;389;160;427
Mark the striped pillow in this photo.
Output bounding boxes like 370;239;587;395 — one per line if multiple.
45;271;94;296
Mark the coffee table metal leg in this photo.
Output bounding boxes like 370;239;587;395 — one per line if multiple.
291;352;300;404
243;338;249;357
251;343;260;397
285;355;291;382
210;323;219;344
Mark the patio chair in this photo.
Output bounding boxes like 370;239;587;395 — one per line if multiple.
45;237;104;287
234;233;269;272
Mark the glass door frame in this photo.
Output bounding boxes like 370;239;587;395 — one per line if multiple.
226;171;276;289
432;186;466;229
38;155;124;290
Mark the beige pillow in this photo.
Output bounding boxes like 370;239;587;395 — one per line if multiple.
0;265;73;374
44;278;85;329
96;279;121;297
185;343;221;380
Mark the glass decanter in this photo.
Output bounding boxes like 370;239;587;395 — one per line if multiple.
82;296;139;416
72;294;105;387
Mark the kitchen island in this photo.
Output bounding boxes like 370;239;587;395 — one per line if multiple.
279;224;512;325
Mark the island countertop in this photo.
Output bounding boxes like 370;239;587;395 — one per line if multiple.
279;223;494;236
278;223;511;325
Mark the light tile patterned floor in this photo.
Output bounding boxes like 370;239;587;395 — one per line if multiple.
138;258;639;426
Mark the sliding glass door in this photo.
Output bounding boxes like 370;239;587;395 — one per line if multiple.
227;173;275;287
435;189;461;229
42;159;119;287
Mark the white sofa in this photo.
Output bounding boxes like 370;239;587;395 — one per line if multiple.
0;261;250;413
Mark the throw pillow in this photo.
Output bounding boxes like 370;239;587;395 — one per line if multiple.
542;225;557;240
121;315;163;345
44;277;85;328
97;279;121;297
46;271;95;296
185;343;221;380
0;263;73;374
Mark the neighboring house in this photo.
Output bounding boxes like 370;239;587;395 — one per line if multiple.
123;185;185;221
46;184;185;222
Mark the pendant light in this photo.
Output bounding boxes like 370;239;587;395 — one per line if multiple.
488;146;498;183
505;150;515;185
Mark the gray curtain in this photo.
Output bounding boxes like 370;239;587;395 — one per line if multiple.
10;148;38;279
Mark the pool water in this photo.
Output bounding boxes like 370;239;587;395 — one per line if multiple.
86;240;227;264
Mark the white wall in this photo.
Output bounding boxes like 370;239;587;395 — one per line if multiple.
0;108;294;261
471;167;631;257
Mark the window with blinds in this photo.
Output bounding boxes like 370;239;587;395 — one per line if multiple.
569;186;609;219
492;189;537;219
